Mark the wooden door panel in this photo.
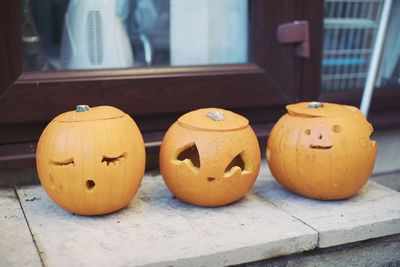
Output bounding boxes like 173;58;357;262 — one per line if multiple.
0;0;323;169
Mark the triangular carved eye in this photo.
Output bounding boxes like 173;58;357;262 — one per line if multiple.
224;151;252;177
174;143;200;172
177;144;200;168
225;154;245;172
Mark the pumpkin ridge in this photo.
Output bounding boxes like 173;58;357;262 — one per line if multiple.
287;112;355;119
55;115;125;123
177;108;249;132
287;102;359;118
177;121;249;132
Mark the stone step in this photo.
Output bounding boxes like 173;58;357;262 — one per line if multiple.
0;188;42;267
253;175;400;248
1;166;400;266
16;175;316;267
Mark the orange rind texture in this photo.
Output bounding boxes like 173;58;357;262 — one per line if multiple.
36;106;146;215
160;108;261;207
267;102;377;200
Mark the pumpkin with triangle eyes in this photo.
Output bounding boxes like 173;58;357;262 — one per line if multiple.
266;102;377;200
160;108;261;207
36;105;146;215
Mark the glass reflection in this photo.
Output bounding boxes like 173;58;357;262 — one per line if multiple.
21;0;249;71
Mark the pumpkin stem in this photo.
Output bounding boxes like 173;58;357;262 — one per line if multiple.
206;110;224;121
307;102;324;109
76;105;91;112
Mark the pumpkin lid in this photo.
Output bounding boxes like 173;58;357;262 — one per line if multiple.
178;108;249;132
286;102;361;118
53;105;126;122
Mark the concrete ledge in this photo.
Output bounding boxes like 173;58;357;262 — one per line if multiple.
253;176;400;248
236;234;400;267
0;188;42;267
16;176;317;267
2;164;400;266
372;128;400;174
371;170;400;192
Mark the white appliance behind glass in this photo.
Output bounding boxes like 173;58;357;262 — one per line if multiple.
60;0;134;70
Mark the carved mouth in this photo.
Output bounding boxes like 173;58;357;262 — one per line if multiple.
309;145;333;150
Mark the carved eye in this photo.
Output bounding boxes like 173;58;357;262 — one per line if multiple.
173;143;200;173
50;158;75;167
331;125;342;133
224;151;252;177
101;153;127;166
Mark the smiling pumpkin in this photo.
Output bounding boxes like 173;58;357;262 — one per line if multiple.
266;102;377;200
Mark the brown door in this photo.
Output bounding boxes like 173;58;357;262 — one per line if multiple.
0;0;323;168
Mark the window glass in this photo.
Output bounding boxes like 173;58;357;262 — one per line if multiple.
21;0;249;71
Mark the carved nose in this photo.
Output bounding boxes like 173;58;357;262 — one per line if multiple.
86;180;95;190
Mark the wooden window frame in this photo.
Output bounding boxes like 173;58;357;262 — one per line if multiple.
1;0;326;169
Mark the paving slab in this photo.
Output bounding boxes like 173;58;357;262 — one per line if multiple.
17;175;317;267
253;174;400;248
372;128;400;174
0;188;42;267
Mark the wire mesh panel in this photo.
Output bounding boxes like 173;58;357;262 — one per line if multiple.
322;0;383;92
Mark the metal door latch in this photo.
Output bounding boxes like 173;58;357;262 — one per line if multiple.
277;20;309;58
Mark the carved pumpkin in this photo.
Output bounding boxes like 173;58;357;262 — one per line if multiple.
160;108;261;207
36;105;146;215
266;102;377;200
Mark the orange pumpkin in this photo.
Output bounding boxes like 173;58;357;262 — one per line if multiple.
266;102;377;200
160;108;261;207
36;105;146;215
